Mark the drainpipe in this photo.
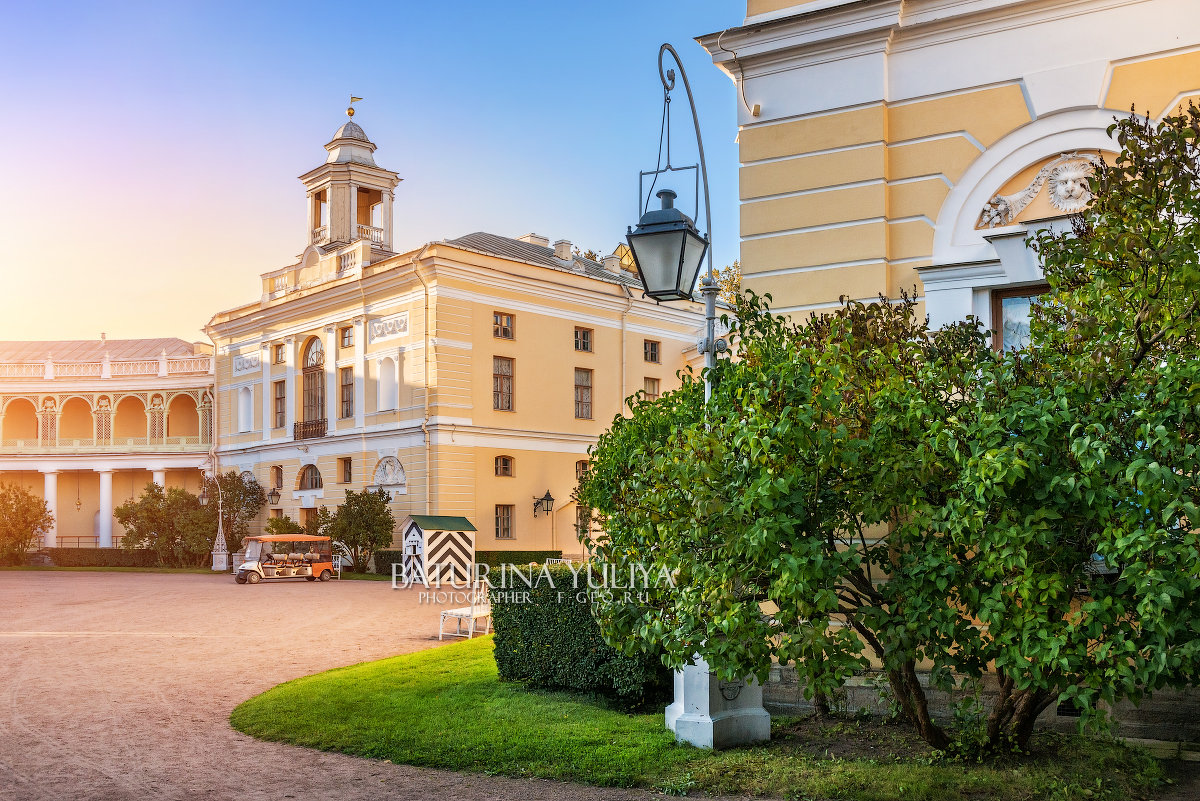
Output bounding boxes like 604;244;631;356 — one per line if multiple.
620;285;633;406
411;243;433;515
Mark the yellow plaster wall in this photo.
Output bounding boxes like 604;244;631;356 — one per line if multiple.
1106;51;1200;118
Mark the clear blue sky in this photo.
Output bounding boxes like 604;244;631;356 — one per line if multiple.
0;1;743;341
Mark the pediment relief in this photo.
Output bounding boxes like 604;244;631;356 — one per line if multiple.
976;152;1111;229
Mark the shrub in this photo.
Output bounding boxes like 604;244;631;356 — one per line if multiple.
0;483;53;565
490;565;669;705
47;548;159;567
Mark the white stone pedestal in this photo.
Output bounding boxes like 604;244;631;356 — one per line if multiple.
665;658;771;749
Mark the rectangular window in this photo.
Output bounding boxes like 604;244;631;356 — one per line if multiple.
574;327;592;352
340;327;353;349
495;455;513;477
574;368;592;419
991;285;1048;352
643;377;660;402
339;457;352;484
493;312;515;339
495;504;514;539
493;356;514;411
644;339;660;363
273;343;285;364
273;380;286;428
340;367;354;418
269;508;282;520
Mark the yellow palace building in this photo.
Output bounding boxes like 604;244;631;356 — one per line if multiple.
700;0;1200;346
206;117;704;558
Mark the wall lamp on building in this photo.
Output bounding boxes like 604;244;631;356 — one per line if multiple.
625;43;727;403
267;487;281;505
532;490;555;518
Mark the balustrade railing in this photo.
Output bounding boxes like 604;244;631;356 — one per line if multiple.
339;251;358;271
312;226;329;245
357;224;384;244
293;418;327;440
0;355;212;380
0;436;209;453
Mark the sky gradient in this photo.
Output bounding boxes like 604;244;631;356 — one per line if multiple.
0;1;743;344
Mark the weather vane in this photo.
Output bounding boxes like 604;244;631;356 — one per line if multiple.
347;96;363;118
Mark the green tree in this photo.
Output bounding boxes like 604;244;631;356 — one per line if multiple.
201;471;266;554
326;489;395;571
264;514;304;537
115;484;212;567
0;483;54;566
582;107;1200;753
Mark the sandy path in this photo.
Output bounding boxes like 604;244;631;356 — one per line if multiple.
0;572;679;801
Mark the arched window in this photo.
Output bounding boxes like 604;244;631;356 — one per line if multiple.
495;455;514;477
237;387;253;433
298;464;323;490
302;338;325;423
378;356;398;411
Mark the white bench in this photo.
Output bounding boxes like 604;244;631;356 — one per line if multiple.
439;584;491;640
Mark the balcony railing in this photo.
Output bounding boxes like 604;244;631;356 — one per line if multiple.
0;436;210;454
357;224;384;244
0;355;214;381
293;418;327;440
312;226;329;245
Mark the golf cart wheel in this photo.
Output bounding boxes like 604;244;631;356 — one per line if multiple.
306;575;317;581
319;570;332;582
246;571;262;585
234;574;247;584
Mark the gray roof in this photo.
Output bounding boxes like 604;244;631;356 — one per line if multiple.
332;120;369;142
0;338;198;363
443;232;642;289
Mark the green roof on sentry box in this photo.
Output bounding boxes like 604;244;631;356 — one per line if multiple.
407;515;477;532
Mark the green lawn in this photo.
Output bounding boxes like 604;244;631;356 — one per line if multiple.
230;637;1163;800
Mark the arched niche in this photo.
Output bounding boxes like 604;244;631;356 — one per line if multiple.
167;394;199;438
378;356;398;411
2;398;38;441
113;397;147;441
237;387;253;433
59;397;93;441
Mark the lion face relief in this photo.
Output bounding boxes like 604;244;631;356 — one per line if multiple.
1048;161;1094;212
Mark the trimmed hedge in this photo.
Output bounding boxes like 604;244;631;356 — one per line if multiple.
490;565;669;705
373;548;563;575
46;548;160;568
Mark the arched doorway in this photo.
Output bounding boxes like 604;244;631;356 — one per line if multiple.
167;394;199;439
2;398;38;442
59;397;94;443
113;397;147;442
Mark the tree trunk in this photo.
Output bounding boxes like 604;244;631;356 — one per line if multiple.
887;661;950;750
986;681;1055;752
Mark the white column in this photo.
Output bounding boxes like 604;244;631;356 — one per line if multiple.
152;469;166;488
284;337;296;434
354;317;366;429
97;470;113;548
324;326;337;425
261;343;272;441
41;470;58;548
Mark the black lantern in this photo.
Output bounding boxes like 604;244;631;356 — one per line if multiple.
267;487;281;505
532;490;555;517
198;487;208;506
626;189;709;302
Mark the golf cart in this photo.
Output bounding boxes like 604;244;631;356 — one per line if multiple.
235;534;336;584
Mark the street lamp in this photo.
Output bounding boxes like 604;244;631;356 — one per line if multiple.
626;43;767;751
199;474;228;571
532;490;555;518
627;43;727;403
267;487;281;505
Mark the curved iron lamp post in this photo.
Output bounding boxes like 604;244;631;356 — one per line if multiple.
198;475;228;571
626;43;768;751
626;43;727;402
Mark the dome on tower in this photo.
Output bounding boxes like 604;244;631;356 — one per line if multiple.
332;120;369;142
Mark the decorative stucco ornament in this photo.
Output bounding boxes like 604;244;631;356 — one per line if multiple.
978;152;1101;228
374;456;405;487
